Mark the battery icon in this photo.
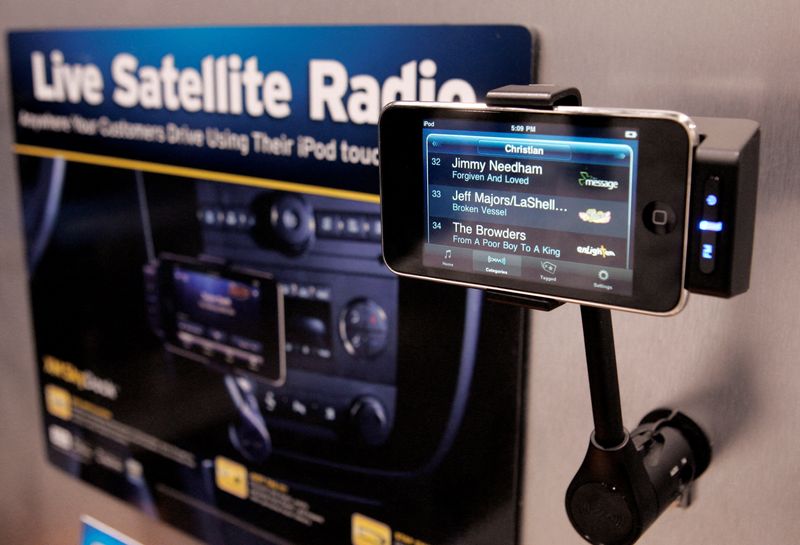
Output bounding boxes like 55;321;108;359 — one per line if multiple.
625;130;638;139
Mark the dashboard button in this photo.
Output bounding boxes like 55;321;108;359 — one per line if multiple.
339;299;389;358
349;396;390;447
253;193;315;255
317;213;337;236
370;217;382;240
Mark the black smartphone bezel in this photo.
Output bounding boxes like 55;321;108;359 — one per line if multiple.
379;104;694;314
157;253;286;384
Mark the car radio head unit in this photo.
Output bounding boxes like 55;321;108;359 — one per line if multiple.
145;253;286;384
380;102;699;315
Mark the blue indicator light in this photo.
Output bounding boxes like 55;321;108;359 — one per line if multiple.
705;194;718;206
699;220;723;232
702;243;714;259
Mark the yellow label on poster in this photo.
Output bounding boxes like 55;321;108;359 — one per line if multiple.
352;513;391;545
45;384;73;421
214;456;249;499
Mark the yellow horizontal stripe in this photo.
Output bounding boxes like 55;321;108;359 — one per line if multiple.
12;143;380;204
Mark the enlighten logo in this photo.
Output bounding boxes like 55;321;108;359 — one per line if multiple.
42;355;120;400
578;171;620;191
577;244;617;258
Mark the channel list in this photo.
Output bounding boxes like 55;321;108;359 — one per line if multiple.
423;131;636;295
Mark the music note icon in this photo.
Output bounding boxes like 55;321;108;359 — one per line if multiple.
444;249;452;260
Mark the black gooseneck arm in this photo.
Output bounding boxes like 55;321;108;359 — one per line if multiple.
580;305;626;448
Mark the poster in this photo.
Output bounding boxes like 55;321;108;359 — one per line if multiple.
9;26;533;545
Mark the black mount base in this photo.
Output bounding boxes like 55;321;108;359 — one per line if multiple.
565;305;711;545
484;83;713;545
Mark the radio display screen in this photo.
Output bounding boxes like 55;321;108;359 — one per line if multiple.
166;260;283;382
422;119;639;296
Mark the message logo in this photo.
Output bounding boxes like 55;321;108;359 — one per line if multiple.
577;244;616;258
578;171;619;191
578;208;612;224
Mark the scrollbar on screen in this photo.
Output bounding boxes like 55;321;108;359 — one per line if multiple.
422;119;638;296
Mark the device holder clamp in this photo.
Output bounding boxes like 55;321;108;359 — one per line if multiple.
484;84;713;545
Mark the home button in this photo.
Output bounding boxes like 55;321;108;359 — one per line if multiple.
643;202;677;234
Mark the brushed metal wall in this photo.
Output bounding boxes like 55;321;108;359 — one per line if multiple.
1;2;798;544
